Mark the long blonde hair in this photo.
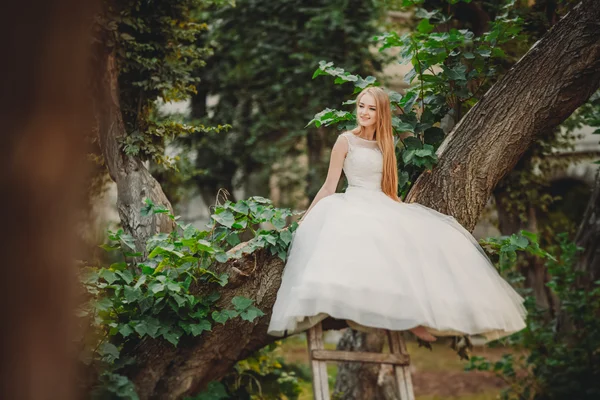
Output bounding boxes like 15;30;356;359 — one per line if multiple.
351;87;399;202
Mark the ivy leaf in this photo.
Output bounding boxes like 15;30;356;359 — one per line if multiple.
134;274;147;289
277;249;287;261
138;297;154;313
211;309;238;324
403;136;423;150
134;318;160;338
417;18;434;34
171;293;186;307
196;239;215;253
110;262;128;271
183;224;197;239
140;264;155;275
149;283;165;294
509;234;529;249
120;234;136;251
100;269;119;284
99;243;120;252
232;218;248;229
119;324;134;338
280;230;293;245
233;201;249;214
161;329;181;346
240;306;265;322
205;292;221;304
402;149;416;164
271;215;286;230
263;234;277;246
117;270;134;285
99;342;120;363
190;320;212;336
232;296;253;311
424;127;445;147
166;281;181;293
215;273;229;287
215;252;229;263
124;286;142;303
194;381;228;400
225;233;241;247
212;210;235;228
96;297;113;311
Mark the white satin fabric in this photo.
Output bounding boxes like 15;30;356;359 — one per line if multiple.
267;132;526;341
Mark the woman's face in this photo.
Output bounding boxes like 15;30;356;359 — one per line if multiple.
357;93;378;128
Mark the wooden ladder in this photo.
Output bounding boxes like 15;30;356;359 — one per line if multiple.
306;322;415;400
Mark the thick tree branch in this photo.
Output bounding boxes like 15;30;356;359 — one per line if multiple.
406;0;600;231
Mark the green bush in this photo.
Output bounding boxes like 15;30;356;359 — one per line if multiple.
468;233;600;400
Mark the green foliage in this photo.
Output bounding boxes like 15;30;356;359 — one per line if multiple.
188;343;305;400
94;0;228;169
81;197;299;398
183;0;386;203
93;371;139;400
308;0;524;197
467;233;600;400
481;230;555;273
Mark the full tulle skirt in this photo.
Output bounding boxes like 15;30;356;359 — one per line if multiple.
267;186;527;341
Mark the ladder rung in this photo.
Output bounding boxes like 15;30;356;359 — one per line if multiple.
312;349;410;365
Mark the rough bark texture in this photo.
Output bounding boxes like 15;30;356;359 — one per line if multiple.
332;330;387;400
94;42;175;252
0;1;96;399
405;0;600;231
119;0;600;397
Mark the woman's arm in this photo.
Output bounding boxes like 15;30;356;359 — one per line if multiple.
299;135;348;223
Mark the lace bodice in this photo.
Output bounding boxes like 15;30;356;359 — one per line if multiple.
338;132;383;192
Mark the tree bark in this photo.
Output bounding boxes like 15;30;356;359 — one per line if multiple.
405;0;600;231
94;40;175;252
332;330;387;400
575;168;600;283
120;0;600;397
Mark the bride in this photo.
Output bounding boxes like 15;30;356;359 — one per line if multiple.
267;86;526;342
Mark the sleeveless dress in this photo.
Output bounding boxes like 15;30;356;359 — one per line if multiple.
267;132;527;341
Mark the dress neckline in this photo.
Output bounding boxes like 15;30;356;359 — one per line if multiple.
351;133;377;142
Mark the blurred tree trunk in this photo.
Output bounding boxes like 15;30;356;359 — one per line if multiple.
333;330;387;400
556;169;600;335
92;10;175;252
575;169;600;283
494;189;559;315
119;1;600;398
0;1;96;399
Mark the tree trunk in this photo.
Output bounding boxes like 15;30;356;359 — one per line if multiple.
405;0;600;231
575;168;600;283
120;0;600;397
494;190;558;314
555;168;600;335
93;40;175;252
0;1;96;399
332;330;387;400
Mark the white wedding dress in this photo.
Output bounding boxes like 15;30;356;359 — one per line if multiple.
267;132;527;341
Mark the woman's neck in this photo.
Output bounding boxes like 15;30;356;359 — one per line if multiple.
360;126;376;141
